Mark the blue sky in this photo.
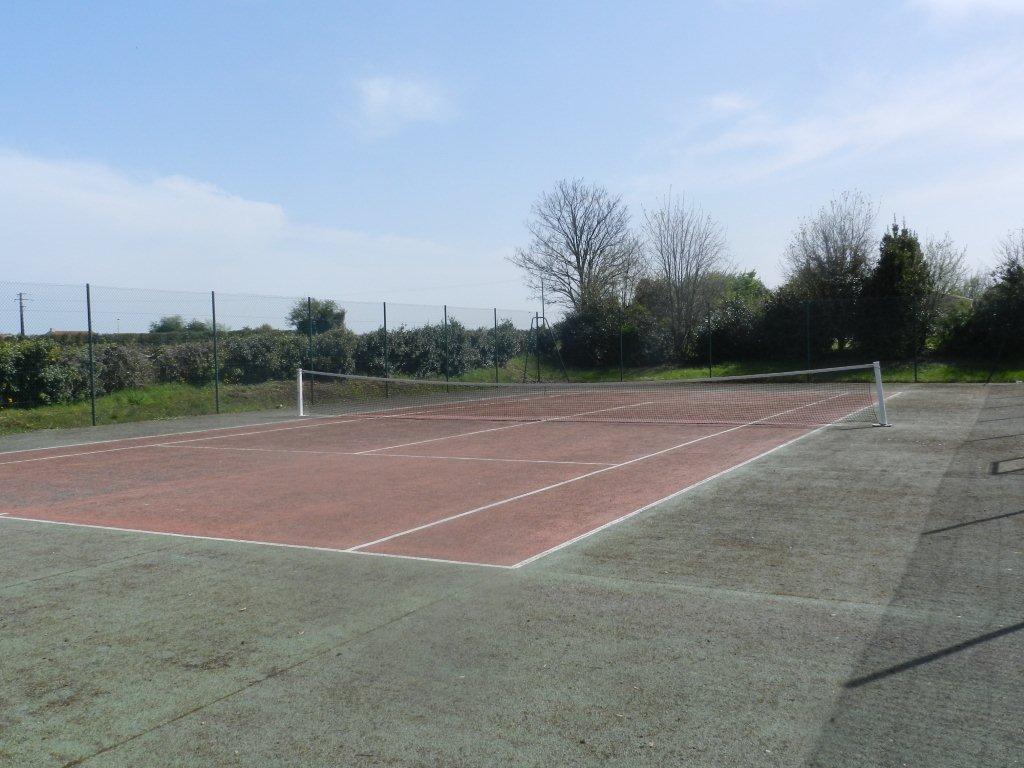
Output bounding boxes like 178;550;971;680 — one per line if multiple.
2;0;1023;312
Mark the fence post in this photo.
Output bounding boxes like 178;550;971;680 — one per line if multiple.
912;297;919;384
619;304;625;383
804;301;812;371
85;283;96;426
707;306;712;377
443;304;449;382
493;308;499;383
535;312;541;383
383;301;389;375
211;291;220;414
306;296;314;369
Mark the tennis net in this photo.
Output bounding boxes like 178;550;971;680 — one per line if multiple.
297;363;889;428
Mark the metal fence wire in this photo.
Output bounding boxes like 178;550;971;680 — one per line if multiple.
1;280;1019;430
0;282;551;428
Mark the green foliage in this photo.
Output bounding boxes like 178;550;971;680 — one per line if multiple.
149;315;187;333
97;345;154;393
0;381;297;435
557;298;624;368
153;342;213;385
857;222;933;359
220;332;305;384
288;298;347;334
721;271;770;306
633;277;672;323
938;252;1024;359
0;337;90;407
443;319;485;377
695;297;765;362
353;328;389;376
311;328;357;375
351;321;522;378
619;303;671;366
759;287;810;362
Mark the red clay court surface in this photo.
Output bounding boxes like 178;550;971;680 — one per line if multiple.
0;393;877;568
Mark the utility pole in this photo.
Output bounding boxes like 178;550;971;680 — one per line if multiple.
18;292;26;337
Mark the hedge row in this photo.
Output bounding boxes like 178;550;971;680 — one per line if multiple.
552;292;1023;369
1;320;528;409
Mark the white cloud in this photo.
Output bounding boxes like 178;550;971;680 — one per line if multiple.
703;92;757;115
353;76;453;136
641;46;1024;186
0;151;528;321
629;46;1024;283
910;0;1024;19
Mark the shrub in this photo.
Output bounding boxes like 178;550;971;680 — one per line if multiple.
311;328;357;374
220;332;304;383
98;344;154;392
153;342;213;385
694;297;765;362
439;319;484;377
557;300;623;368
0;338;91;407
288;298;346;334
621;303;671;366
353;328;390;376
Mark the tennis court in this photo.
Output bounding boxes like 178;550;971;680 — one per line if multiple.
3;377;1022;768
0;365;888;568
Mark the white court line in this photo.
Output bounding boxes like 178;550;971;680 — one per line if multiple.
0;408;513;467
0;413;345;457
0;515;515;569
511;389;905;568
345;393;847;553
0;381;571;460
380;452;610;467
0;392;903;571
152;443;612;467
0;386;587;465
0;393;652;467
0;417;369;467
351;399;660;455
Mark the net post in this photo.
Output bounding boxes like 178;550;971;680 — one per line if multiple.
85;283;96;427
297;368;305;416
211;290;220;414
873;361;890;426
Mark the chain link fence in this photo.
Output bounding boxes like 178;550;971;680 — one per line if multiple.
0;281;542;431
2;280;1019;433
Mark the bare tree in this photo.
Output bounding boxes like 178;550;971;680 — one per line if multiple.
921;233;970;323
783;191;877;349
509;179;641;311
783;191;878;300
958;268;994;302
997;227;1024;263
924;234;969;298
642;193;729;356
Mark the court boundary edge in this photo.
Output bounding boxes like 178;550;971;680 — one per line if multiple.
509;390;905;568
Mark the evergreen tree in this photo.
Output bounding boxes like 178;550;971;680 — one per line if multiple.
857;221;933;360
288;298;347;335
